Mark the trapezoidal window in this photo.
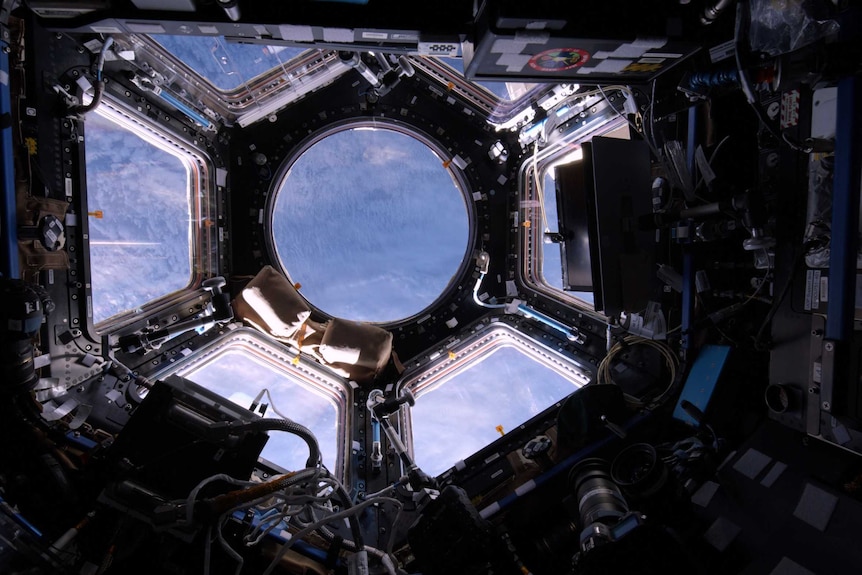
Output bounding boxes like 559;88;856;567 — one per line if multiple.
84;101;215;327
172;329;348;476
401;323;590;476
269;121;471;324
517;88;632;314
152;35;309;92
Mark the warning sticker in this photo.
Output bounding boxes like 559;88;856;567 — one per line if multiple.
781;90;801;129
622;61;663;74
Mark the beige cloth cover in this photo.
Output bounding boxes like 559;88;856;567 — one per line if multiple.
232;266;393;382
320;317;394;382
232;265;311;340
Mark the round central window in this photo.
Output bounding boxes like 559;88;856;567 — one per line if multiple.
270;123;471;323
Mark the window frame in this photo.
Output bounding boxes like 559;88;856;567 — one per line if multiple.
84;95;217;333
397;321;591;468
157;327;351;479
265;117;476;326
515;92;630;318
125;34;348;125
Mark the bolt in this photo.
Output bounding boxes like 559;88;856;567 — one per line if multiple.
825;342;834;352
822;401;831;411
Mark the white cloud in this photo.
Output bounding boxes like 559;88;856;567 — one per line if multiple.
362;144;408;165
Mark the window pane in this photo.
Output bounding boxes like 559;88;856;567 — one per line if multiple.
182;350;339;472
85;111;191;323
153;35;308;91
271;125;469;323
410;346;580;476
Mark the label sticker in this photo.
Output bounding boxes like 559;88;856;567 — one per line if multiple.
780;90;801;129
811;270;821;309
709;40;736;63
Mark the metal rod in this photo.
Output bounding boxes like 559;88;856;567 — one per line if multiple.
1;38;19;279
826;76;861;342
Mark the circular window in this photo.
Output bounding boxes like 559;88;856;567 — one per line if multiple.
270;122;471;324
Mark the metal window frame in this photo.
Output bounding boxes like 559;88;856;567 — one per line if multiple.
85;95;217;332
398;321;591;460
159;327;352;479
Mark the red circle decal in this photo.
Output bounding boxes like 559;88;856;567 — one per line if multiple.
529;48;591;72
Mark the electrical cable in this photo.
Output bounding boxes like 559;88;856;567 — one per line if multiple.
68;36;114;116
742;249;772;307
692;134;732;195
261;496;402;575
532;138;550;232
648;78;660;154
226;418;321;469
197;466;377;575
597;336;679;407
249;388;292;420
185;473;256;524
754;248;804;348
733;2;813;153
473;273;507;309
597;85;663;161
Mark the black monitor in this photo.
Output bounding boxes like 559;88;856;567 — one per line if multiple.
554;136;654;318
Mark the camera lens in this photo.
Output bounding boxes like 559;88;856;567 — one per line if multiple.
569;458;628;527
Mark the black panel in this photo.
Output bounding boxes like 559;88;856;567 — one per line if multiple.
557;137;654;318
100;375;267;499
555;160;593;292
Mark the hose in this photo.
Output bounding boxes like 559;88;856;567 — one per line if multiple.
69;37;114;116
229;418;321;469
